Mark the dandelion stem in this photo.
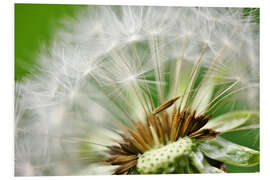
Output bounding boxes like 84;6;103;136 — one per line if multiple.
180;43;208;111
173;36;188;98
151;35;164;104
132;43;155;110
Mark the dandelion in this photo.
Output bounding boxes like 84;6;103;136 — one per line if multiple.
15;6;259;175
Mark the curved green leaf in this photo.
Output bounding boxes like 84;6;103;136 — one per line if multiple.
203;111;259;133
189;147;224;173
198;137;259;167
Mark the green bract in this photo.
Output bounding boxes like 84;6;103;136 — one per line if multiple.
189;147;224;173
203;111;259;133
198;137;260;167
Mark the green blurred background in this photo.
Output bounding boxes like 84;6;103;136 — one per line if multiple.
14;4;260;173
15;4;87;80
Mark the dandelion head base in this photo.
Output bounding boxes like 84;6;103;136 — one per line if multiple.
137;137;192;174
104;97;220;174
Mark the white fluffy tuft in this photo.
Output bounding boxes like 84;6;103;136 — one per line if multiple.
15;6;259;175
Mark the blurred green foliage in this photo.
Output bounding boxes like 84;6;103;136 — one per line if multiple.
15;4;87;80
14;4;260;173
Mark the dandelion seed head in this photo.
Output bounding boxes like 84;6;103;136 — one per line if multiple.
15;6;259;175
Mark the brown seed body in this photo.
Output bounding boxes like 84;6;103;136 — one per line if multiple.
104;97;219;174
